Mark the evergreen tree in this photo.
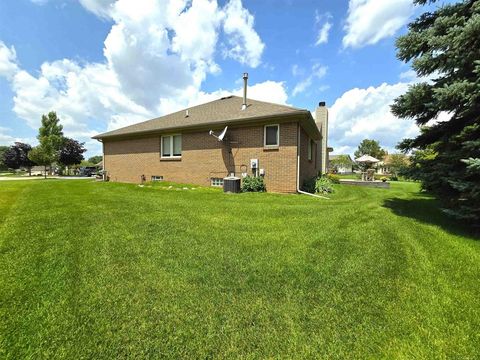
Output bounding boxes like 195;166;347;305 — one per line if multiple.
392;0;480;224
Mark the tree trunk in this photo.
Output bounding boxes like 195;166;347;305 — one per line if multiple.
44;165;47;179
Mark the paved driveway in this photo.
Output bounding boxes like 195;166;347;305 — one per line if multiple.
0;176;92;181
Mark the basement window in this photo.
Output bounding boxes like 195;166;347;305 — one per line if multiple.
264;124;279;147
151;176;163;181
211;178;224;187
161;134;182;158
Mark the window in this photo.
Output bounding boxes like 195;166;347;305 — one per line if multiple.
264;124;279;147
161;134;182;158
308;139;313;161
151;175;163;181
211;178;224;187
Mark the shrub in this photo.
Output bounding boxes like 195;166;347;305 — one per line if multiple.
381;176;388;182
302;176;334;194
302;176;317;193
315;176;334;194
326;173;340;184
241;176;266;192
390;175;399;181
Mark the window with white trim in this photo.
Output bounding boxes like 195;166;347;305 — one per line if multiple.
264;124;279;147
161;134;182;158
151;175;163;181
211;178;224;187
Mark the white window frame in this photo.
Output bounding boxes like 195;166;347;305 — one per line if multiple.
264;124;279;147
211;178;224;187
151;175;163;181
161;134;182;158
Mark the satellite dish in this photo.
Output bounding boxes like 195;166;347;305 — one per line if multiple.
209;126;228;141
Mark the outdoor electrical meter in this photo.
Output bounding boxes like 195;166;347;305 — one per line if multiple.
250;159;258;169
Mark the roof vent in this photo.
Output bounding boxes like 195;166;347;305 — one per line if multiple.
185;109;189;117
318;101;326;107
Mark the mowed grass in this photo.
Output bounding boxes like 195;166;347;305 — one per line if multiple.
0;180;479;359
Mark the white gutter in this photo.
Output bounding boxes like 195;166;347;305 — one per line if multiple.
296;123;329;200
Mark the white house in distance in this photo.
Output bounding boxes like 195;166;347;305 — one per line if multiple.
329;154;354;174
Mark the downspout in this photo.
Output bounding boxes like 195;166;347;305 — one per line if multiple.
96;139;106;181
296;122;329;200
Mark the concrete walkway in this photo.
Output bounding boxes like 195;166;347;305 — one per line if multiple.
339;179;390;188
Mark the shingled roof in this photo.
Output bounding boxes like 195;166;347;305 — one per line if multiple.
93;95;318;140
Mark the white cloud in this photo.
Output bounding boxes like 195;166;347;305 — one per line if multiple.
2;0;269;156
0;42;19;80
329;81;419;155
0;126;33;146
238;80;288;105
222;0;265;67
291;64;302;77
78;0;115;18
315;12;333;46
292;63;327;97
343;0;413;49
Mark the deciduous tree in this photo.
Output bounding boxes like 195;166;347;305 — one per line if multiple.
28;146;53;179
354;139;387;160
386;154;409;177
31;111;65;176
329;155;353;173
88;155;102;164
3;142;36;174
59;138;86;172
0;146;9;171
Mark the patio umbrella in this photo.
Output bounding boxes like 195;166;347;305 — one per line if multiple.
355;155;380;181
355;155;380;164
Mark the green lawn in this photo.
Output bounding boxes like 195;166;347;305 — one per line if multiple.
0;180;479;358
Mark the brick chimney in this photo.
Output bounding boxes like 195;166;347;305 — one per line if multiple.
315;101;329;174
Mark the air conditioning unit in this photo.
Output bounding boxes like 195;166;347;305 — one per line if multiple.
223;176;241;193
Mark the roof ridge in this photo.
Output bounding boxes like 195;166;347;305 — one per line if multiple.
93;95;310;139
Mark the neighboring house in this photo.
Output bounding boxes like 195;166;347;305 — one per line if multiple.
377;155;394;175
30;165;49;176
93;84;329;193
329;154;354;174
377;154;409;175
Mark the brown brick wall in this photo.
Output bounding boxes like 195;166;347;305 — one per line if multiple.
298;127;319;188
103;121;300;193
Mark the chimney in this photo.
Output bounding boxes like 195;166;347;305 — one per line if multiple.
315;101;329;174
242;72;248;110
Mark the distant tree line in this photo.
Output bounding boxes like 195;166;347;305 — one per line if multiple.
1;111;92;177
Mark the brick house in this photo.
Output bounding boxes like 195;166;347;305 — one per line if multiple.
93;94;329;193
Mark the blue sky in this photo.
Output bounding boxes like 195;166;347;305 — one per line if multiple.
0;0;452;157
